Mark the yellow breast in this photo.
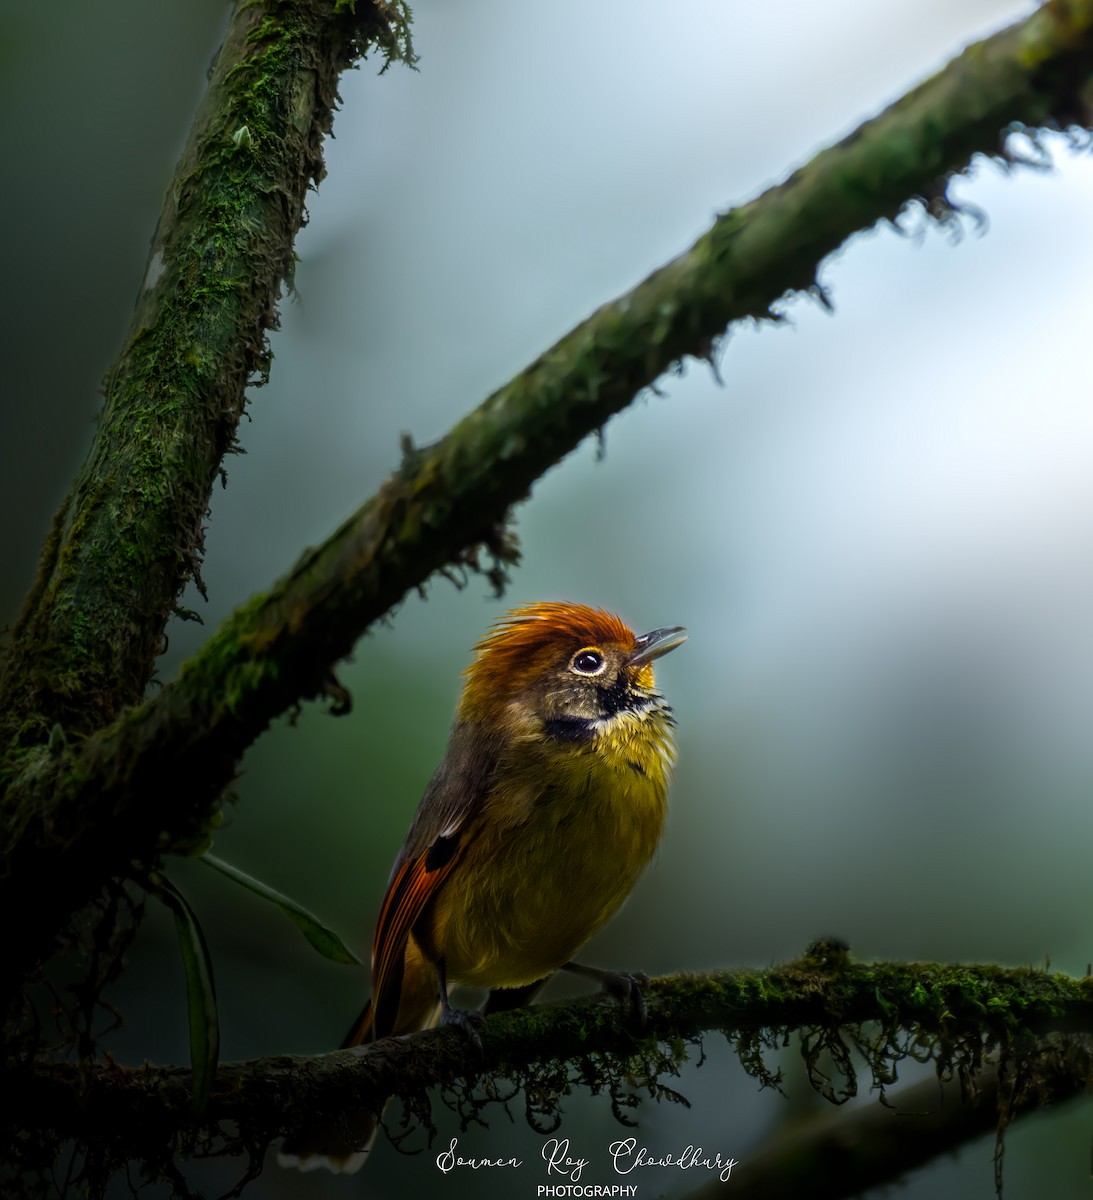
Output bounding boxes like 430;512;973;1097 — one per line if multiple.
426;710;675;989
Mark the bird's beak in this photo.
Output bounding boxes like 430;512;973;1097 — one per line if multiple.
627;626;687;667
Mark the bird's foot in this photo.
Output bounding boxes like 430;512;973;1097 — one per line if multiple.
440;1004;486;1050
562;962;649;1026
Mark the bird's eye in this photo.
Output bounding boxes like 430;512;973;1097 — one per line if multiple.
570;648;606;676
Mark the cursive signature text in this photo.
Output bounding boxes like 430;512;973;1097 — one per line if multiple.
435;1137;522;1173
542;1137;591;1181
609;1137;738;1182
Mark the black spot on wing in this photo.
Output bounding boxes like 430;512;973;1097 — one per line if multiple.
425;832;460;872
626;759;647;777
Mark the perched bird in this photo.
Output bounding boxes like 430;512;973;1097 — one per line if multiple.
279;601;685;1173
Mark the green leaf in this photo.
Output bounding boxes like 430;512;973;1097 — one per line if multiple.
148;872;219;1118
199;853;363;966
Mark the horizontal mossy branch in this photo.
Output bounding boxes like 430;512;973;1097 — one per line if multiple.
5;0;1093;982
10;954;1093;1172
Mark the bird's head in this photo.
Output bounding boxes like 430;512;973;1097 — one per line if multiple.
458;602;686;739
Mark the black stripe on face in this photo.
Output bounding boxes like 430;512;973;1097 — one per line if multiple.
598;676;657;717
543;715;596;744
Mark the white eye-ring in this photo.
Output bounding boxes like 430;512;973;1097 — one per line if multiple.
570;647;607;676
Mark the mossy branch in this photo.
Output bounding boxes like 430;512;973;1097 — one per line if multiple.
9;951;1093;1186
4;0;1093;992
0;0;414;992
689;1054;1088;1200
0;0;415;756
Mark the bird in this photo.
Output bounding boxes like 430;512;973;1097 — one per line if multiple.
278;601;686;1173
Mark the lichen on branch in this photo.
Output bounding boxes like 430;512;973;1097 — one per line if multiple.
0;0;416;759
7;6;1093;987
3;1;1093;1192
0;0;415;997
9;950;1093;1195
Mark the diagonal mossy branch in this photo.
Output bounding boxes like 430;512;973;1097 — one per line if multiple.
9;952;1093;1183
0;0;415;758
0;0;414;995
4;0;1093;987
685;1051;1090;1200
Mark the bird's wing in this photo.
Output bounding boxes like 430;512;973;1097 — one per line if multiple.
370;832;467;1036
370;721;497;1038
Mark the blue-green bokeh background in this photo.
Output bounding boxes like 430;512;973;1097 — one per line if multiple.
3;1;1093;1195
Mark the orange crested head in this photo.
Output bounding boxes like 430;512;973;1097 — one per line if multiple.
457;601;686;731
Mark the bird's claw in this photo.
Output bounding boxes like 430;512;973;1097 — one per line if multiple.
561;961;651;1027
599;970;649;1027
440;1005;486;1050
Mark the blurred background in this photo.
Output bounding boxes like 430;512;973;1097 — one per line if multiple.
3;0;1093;1195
